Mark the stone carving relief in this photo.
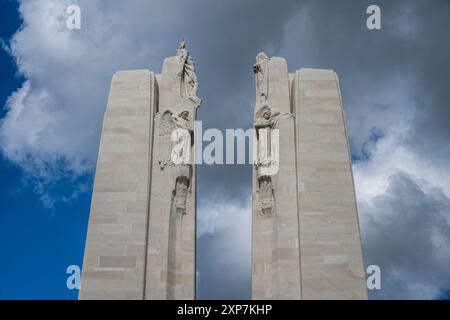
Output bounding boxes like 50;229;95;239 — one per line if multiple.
171;110;193;165
157;110;193;169
254;104;280;176
253;52;295;213
253;52;270;104
177;40;201;106
253;52;294;177
167;174;190;299
256;175;274;216
172;175;190;215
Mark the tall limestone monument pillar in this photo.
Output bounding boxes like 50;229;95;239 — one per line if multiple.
252;53;367;300
79;41;200;300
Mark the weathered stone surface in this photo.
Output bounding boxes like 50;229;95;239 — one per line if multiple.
82;48;365;300
80;42;199;300
252;55;301;299
252;56;367;300
293;68;367;300
143;47;198;299
79;70;155;300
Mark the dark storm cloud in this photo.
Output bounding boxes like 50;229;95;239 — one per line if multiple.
277;0;450;164
4;0;450;299
279;0;450;299
360;172;450;299
193;0;450;298
2;0;306;300
195;0;450;202
197;228;251;299
184;0;304;203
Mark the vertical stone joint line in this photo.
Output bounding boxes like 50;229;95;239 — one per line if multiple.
143;72;154;299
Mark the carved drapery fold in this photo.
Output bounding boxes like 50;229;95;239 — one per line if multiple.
157;110;193;170
253;52;270;104
176;40;201;107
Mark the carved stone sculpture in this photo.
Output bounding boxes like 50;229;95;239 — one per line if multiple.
254;104;281;176
172;175;189;214
177;40;201;106
253;52;270;104
256;175;274;216
157;110;193;169
80;43;200;301
171;111;193;165
251;52;367;300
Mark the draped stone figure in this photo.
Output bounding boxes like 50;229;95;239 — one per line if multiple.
254;104;281;177
253;52;270;104
148;43;198;299
171;110;193;165
177;40;201;106
172;175;189;214
157;110;193;169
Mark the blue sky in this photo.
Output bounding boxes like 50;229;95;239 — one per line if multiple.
0;0;88;299
1;0;450;300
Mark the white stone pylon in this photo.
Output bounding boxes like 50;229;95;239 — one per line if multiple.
79;42;200;300
252;54;368;300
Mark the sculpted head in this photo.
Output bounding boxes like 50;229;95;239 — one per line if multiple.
255;104;271;120
256;51;269;63
254;52;270;74
175;175;189;190
258;175;272;189
179;110;189;120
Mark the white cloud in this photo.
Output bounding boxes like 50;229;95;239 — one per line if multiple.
1;0;165;178
197;197;252;299
277;4;450;298
354;122;450;203
2;0;450;299
198;196;251;239
353;123;450;299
